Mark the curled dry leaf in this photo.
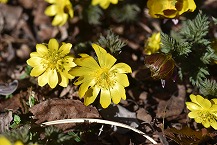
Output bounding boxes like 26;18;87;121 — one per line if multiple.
156;85;186;120
0;80;18;96
30;99;100;130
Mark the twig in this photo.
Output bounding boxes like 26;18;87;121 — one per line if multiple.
42;118;158;144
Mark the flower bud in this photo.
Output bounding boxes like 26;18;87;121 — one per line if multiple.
144;53;175;80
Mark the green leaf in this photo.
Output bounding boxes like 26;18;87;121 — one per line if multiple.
97;30;126;54
110;4;140;23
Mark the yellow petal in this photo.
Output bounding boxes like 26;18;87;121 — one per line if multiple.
110;0;118;4
48;38;59;52
188;111;199;118
36;44;48;56
100;89;111;108
30;66;46;76
58;14;68;26
115;73;129;87
196;95;211;109
59;43;72;56
212;99;217;104
38;70;49;87
84;86;100;106
92;43;116;68
110;83;125;104
78;79;94;97
48;69;58;88
211;120;217;130
189;94;197;103
202;119;211;128
210;104;217;112
69;67;94;76
26;57;43;67
30;52;40;57
0;136;11;145
52;14;63;26
100;1;110;9
110;63;132;73
179;0;196;15
186;102;202;111
45;0;56;4
45;5;58;16
59;72;69;87
195;117;203;123
74;56;100;70
14;141;24;145
74;76;84;85
58;56;76;68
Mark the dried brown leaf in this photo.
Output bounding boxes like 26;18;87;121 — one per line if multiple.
30;99;100;130
156;85;186;120
164;127;215;145
0;91;28;113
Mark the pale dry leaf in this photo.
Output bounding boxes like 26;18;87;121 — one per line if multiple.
0;111;12;133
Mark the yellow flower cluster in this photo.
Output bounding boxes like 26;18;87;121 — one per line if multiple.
186;94;217;130
144;32;161;55
91;0;118;9
0;136;23;145
27;38;76;88
44;0;74;26
27;41;131;108
69;44;132;108
147;0;196;18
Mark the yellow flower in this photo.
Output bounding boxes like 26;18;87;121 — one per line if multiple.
69;44;132;108
0;136;11;145
0;0;8;3
91;0;118;9
147;0;196;18
27;38;76;88
45;0;73;26
144;32;161;55
0;136;23;145
186;94;217;130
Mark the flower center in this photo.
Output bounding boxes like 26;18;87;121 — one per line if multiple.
45;50;61;70
96;67;116;89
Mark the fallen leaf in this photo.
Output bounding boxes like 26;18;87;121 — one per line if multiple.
164;127;215;145
156;85;186;120
0;91;29;114
136;108;152;123
30;99;100;130
0;80;18;96
0;111;12;133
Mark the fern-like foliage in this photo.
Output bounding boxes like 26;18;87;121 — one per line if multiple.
83;5;103;25
110;4;140;23
160;12;215;88
161;33;192;55
189;67;210;87
5;125;30;143
97;30;126;54
180;12;209;44
199;79;217;97
160;33;175;54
